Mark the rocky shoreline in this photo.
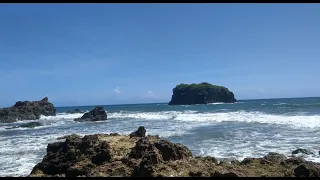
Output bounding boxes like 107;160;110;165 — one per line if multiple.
29;127;320;177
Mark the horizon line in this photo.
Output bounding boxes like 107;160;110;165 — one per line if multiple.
54;96;320;108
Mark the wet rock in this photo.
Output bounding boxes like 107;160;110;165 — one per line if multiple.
0;97;56;123
74;106;107;122
292;148;314;155
130;126;146;138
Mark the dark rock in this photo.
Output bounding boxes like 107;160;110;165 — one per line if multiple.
292;148;314;155
57;134;82;140
189;171;202;177
109;133;120;136
195;156;218;164
240;158;255;165
211;170;244;177
294;164;320;177
130;126;146;138
263;152;287;164
168;82;236;105
129;138;151;159
31;134;111;176
5;122;43;129
285;157;306;165
74;106;107;122
154;139;193;161
0;97;56;123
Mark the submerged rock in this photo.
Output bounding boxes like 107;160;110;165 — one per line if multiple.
0;97;56;123
5;122;43;129
74;106;107;122
292;148;314;155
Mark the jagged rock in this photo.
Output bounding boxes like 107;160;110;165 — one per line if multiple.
31;134;111;177
29;127;320;177
154;139;193;161
292;148;314;155
130;126;146;138
0;97;56;123
74;106;107;122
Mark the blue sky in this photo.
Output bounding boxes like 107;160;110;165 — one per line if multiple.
0;4;320;107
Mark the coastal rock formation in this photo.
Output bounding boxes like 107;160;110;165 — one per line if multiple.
30;127;320;177
5;122;43;129
74;106;107;122
168;82;236;105
0;97;56;123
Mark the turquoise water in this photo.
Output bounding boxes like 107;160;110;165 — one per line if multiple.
1;97;320;176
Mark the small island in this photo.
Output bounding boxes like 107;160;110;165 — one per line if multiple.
168;82;236;105
0;97;56;123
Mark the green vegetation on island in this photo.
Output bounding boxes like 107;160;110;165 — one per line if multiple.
169;82;236;105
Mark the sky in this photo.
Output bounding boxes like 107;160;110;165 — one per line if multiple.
0;3;320;107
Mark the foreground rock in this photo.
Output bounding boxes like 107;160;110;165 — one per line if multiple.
30;127;320;177
168;82;236;105
5;122;43;129
74;106;107;122
0;97;56;123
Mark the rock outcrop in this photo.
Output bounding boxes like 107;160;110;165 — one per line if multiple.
168;82;236;105
74;106;107;122
30;127;320;177
0;97;56;123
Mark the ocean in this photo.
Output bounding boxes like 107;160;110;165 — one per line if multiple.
1;97;320;176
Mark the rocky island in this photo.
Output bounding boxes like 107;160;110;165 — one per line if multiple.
168;82;236;105
0;97;56;123
30;127;320;177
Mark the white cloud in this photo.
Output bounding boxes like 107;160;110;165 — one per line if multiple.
113;87;121;95
145;91;156;99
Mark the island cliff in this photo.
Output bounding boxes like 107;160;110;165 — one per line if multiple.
168;82;236;105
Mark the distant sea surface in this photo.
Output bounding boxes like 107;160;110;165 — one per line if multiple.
1;97;320;176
